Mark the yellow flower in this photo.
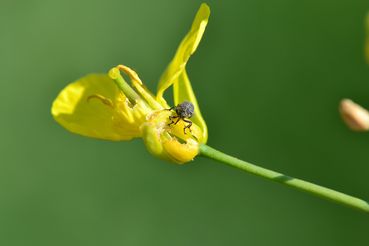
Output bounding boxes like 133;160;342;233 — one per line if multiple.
51;3;210;164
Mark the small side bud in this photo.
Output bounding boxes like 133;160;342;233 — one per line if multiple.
339;99;369;131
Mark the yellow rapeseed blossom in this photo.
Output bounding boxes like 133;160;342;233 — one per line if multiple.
51;3;210;164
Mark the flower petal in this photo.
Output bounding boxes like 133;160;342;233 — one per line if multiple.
51;74;143;141
156;3;209;100
156;3;210;142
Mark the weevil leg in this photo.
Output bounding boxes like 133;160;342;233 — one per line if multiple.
174;117;181;125
183;119;192;134
166;106;175;111
168;115;179;126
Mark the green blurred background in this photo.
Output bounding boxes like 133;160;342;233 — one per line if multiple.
1;0;369;245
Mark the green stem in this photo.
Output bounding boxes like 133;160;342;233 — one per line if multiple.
199;144;369;213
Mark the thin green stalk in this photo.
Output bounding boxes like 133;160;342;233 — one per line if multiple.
199;144;369;213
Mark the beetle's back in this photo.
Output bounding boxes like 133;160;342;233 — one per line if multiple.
177;101;194;118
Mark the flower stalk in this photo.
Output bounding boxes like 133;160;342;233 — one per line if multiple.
200;144;369;213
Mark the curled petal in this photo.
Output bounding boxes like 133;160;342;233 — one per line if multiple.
51;74;144;141
156;3;210;142
156;3;210;98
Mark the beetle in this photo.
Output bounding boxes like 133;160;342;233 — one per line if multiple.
167;101;194;134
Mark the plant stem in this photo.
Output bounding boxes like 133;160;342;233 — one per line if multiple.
199;144;369;213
